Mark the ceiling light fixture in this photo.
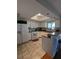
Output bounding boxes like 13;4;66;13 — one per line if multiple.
31;13;50;21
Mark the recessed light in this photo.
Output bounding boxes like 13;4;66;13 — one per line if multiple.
38;13;41;16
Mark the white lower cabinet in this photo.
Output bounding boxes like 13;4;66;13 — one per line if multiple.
17;24;31;44
42;36;53;57
22;24;31;42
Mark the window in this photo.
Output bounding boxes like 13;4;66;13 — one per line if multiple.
47;22;55;29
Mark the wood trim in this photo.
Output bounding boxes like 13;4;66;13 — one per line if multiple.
41;53;53;59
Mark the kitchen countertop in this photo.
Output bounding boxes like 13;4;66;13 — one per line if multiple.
32;31;56;39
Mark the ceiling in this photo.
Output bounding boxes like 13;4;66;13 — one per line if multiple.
17;0;61;21
36;0;61;18
49;0;61;15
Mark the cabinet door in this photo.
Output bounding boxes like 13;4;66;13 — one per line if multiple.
22;24;31;42
30;21;39;28
42;37;53;56
17;24;22;44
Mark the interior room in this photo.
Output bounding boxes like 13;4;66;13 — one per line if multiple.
17;0;61;59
